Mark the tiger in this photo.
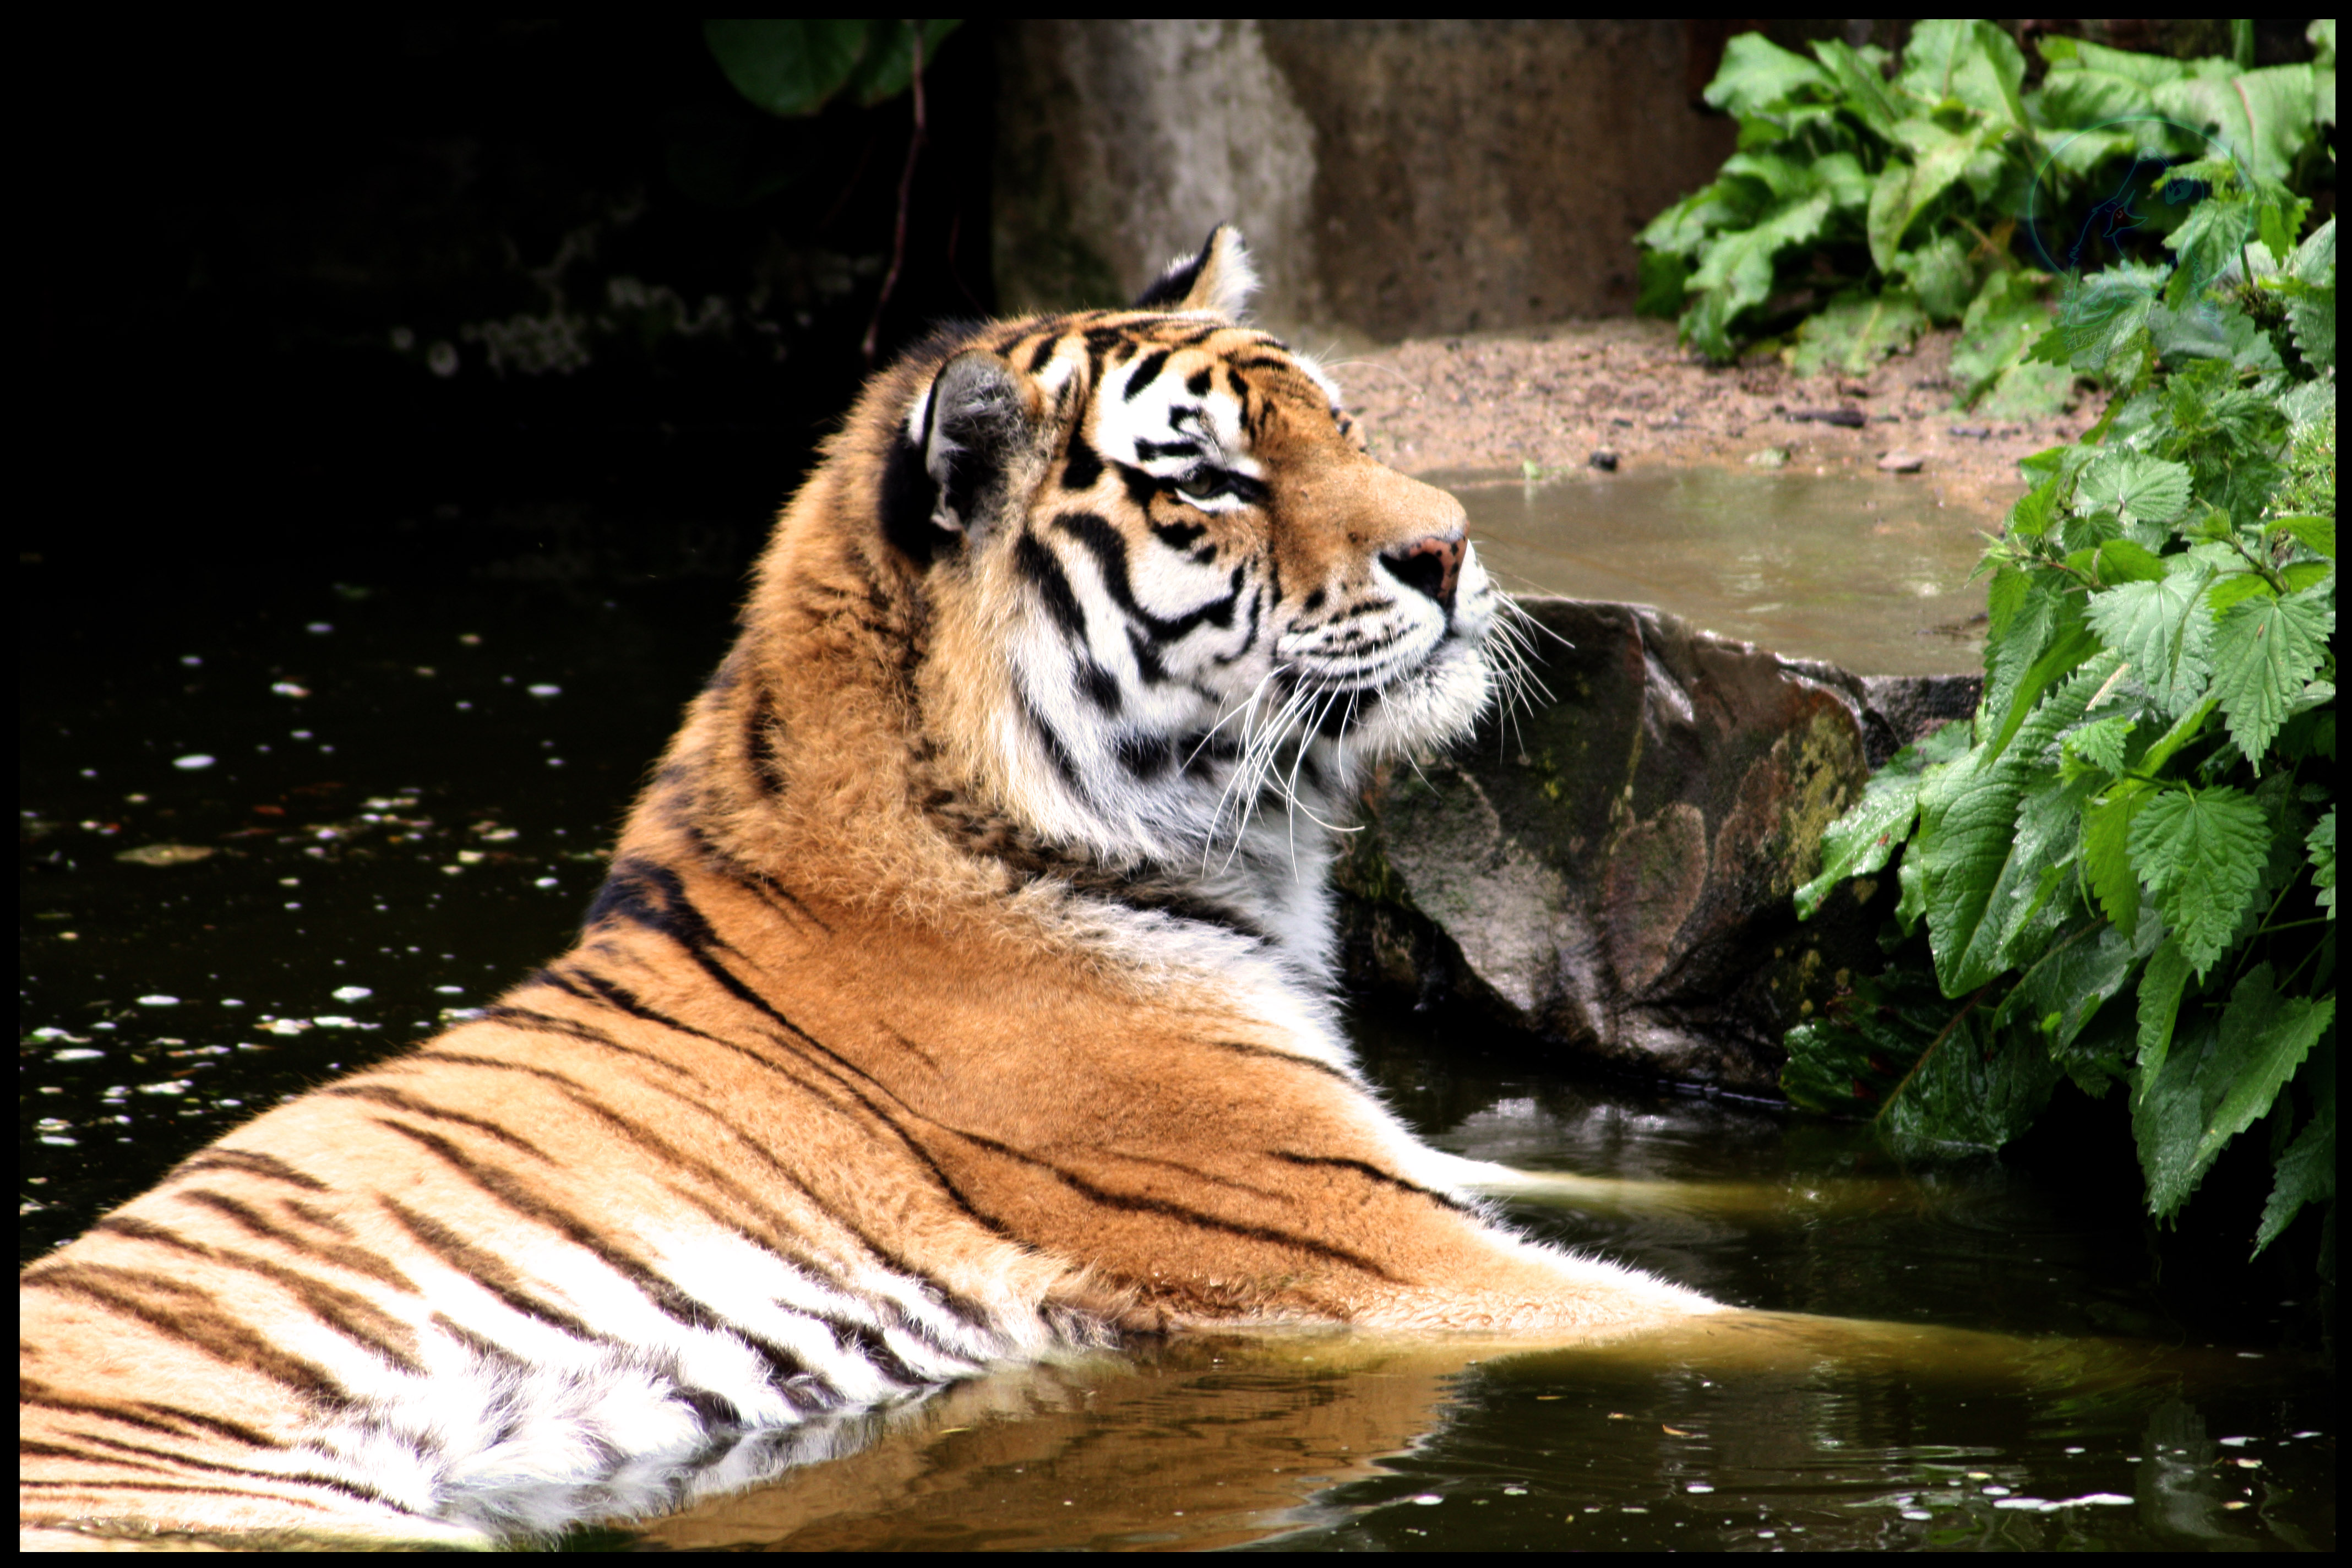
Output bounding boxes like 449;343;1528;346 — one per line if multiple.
19;226;1724;1549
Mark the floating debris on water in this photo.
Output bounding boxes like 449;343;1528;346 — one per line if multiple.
171;755;216;770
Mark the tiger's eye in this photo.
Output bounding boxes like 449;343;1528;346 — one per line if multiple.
1175;472;1228;502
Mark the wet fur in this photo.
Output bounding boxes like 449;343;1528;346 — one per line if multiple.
19;229;1718;1549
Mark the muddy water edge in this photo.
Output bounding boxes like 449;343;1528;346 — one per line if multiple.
19;476;2334;1550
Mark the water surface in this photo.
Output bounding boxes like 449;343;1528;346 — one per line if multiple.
1442;467;1995;677
18;527;2331;1552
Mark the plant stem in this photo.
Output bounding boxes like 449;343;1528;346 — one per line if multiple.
861;21;927;367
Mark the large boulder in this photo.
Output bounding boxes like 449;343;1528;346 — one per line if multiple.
1338;597;1977;1095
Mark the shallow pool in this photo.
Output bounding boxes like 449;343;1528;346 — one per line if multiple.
18;529;2332;1552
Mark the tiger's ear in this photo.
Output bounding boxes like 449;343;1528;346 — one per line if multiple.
881;350;1033;565
1133;224;1258;319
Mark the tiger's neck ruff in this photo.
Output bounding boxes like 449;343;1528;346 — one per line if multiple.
20;228;1717;1549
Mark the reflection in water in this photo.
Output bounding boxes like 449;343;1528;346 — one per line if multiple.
1445;467;1996;677
21;566;2331;1552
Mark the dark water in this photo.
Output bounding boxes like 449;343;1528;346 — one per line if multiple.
17;520;2334;1551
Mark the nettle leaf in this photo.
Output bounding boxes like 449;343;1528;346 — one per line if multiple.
1995;918;2152;1060
1795;720;1972;920
1916;656;2116;995
2133;934;2194;1093
2256;1081;2335;1255
2037;265;2164;379
2083;557;2215;716
2209;584;2335;760
1880;1012;2064;1153
2270;515;2337;561
2152;298;2285;371
2076;450;2192;527
2136;964;2333;1220
2287;280;2336;372
2164;194;2255;308
1779;965;1953;1117
2309;806;2337;918
2082;778;2154;933
2062;712;2136;775
2127;785;2270;976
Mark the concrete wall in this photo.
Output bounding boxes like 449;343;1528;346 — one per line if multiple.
993;20;1738;342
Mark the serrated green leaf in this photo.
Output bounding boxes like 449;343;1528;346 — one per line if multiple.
2096;538;2168;583
2083;559;2215;716
2133;934;2193;1097
2287;282;2335;372
704;19;876;118
1880;1020;2063;1153
2083;778;2154;933
2163;193;2255;308
2256;1084;2335;1254
1899;233;1977;323
1794;720;1972;921
2127;785;2271;976
1950;271;2054;404
1995;919;2149;1057
2063;713;2137;775
2044;265;2165;381
1897;19;2028;128
2209;584;2335;761
1916;656;2116;995
2076;450;2193;526
2269;515;2337;561
2310;807;2337;918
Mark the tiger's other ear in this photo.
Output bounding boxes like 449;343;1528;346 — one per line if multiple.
1133;224;1259;319
881;350;1031;565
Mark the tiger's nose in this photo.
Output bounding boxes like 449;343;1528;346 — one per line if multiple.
1381;530;1466;612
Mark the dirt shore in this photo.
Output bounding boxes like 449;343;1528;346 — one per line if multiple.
1335;317;2101;522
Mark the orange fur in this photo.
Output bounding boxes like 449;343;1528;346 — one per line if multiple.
20;228;1717;1548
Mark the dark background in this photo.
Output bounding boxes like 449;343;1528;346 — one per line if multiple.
28;18;1000;607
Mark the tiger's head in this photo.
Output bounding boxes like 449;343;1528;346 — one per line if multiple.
737;226;1518;963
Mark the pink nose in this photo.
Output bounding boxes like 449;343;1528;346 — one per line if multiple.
1382;530;1466;610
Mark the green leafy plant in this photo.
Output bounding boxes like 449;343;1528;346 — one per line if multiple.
703;20;960;119
1638;20;2337;416
1784;170;2337;1275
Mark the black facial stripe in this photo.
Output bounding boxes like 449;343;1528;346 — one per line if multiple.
1114;731;1178;780
1124;347;1173;400
1012;532;1087;640
1186;368;1214;396
1027;336;1059;373
1134;437;1200;462
1062;434;1104;491
1150;520;1207;551
1125;624;1169;684
1212;578;1264;666
1053;511;1241;640
1079;660;1123;714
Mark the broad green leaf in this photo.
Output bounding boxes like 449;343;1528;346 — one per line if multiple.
1880;1018;2062;1153
1898;19;2028;128
1809;37;1901;144
1899;234;1976;323
2038;264;2165;380
2208;584;2335;761
1975;361;2077;422
1779;965;1955;1117
2139;965;2334;1219
1948;270;2052;401
2034;64;2156;129
1957;774;2098;985
840;19;960;107
2164;193;2255;308
2270;515;2337;561
2150;299;2285;371
2152;65;2320;186
1786;288;1929;377
2312;808;2338;918
2096;537;2168;583
1983;623;2101;763
1995;919;2150;1059
1794;720;1972;921
2133;935;2193;1096
1635;248;1688;318
1705;32;1831;119
1915;657;2115;995
2057;38;2195;90
2082;778;2153;933
1637;182;1758;256
2076;450;2192;527
2062;712;2136;775
2083;558;2215;716
2127;785;2270;976
705;20;878;117
2287;280;2336;373
2256;1082;2334;1254
2289;215;2337;285
1867;122;1979;271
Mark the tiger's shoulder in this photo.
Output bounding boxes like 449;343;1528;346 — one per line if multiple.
21;227;1708;1550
